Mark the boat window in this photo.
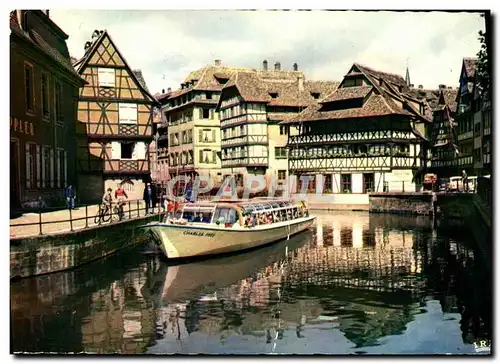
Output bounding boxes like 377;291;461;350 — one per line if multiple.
213;207;236;224
182;210;196;222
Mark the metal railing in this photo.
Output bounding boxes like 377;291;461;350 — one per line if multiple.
10;199;165;237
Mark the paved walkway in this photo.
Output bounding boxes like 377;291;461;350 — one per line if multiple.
10;200;162;239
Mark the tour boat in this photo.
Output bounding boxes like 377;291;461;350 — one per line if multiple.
142;198;315;259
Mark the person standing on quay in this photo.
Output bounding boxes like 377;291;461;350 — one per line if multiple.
462;170;468;193
143;183;157;214
65;184;76;210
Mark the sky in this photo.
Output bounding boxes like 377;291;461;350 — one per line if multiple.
50;10;486;95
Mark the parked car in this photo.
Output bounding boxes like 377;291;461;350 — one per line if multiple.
438;177;449;192
467;176;478;192
448;176;463;192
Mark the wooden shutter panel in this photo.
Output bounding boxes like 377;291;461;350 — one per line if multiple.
212;150;216;163
50;148;54;188
63;151;67;186
135;142;146;159
212;129;216;142
111;142;121;159
25;144;31;189
199;129;203;142
199;150;203;163
198;108;203;120
36;145;41;188
56;150;61;188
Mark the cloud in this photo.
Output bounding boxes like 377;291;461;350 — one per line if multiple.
51;10;486;94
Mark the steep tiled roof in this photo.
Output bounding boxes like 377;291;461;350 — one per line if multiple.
222;70;339;108
463;57;478;78
282;62;428;125
10;11;83;82
407;87;458;114
132;69;149;92
320;86;372;103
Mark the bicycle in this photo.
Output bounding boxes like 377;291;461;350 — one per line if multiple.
114;202;125;221
94;203;112;224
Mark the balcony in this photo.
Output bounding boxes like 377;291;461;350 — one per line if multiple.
288;130;417;146
83;122;152;140
220;113;267;128
103;159;149;174
289;155;418;172
457;131;473;141
221;134;268;147
222;156;268;167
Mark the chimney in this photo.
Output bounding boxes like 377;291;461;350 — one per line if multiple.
410;84;414;88
214;59;221;67
44;10;50;17
167;87;172;93
418;85;423;89
293;63;298;71
439;84;446;89
263;60;268;71
162;89;165;94
16;10;24;30
448;86;452;89
181;83;185;89
298;74;304;91
274;61;281;71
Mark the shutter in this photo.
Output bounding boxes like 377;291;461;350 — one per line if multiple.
56;150;61;188
63;151;67;186
36;145;41;188
198;108;203;120
119;103;137;124
210;109;214;120
212;129;216;142
132;143;138;160
25;144;31;189
50;148;54;188
212;150;217;163
136;142;146;159
199;150;203;163
198;129;203;142
111;142;121;159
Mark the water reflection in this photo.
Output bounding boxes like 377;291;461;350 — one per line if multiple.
11;211;491;355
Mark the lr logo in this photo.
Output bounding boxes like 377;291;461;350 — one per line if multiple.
474;340;491;353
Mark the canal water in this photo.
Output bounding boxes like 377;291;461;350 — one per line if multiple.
11;211;491;355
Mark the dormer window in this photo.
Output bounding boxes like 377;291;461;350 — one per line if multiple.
269;92;278;99
215;76;229;85
206;92;212;100
311;92;320;99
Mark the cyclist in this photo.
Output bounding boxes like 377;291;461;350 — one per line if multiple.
114;184;128;219
102;188;113;212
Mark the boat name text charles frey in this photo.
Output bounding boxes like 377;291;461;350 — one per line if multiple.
183;231;216;238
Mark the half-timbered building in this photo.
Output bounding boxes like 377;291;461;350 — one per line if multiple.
454;58;477;175
216;61;337;187
282;63;430;194
158;61;248;187
73;30;158;202
409;85;459;177
10;10;85;209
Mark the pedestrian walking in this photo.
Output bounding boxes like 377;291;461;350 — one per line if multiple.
143;182;157;214
462;170;468;193
65;185;76;210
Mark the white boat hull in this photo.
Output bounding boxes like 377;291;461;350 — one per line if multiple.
145;215;316;259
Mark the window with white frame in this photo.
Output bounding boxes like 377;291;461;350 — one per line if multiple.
275;147;288;159
98;68;115;87
119;103;138;124
25;143;37;189
199;149;217;164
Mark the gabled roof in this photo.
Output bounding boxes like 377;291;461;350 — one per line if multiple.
10;11;84;83
463;57;478;78
219;70;339;109
320;86;372;104
407;87;458;114
73;30;157;104
282;62;429;125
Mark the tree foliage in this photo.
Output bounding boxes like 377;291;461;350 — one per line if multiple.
476;14;490;99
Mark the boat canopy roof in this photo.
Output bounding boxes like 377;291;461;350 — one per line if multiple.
181;199;300;214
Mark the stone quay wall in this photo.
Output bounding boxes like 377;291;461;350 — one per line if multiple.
10;214;163;279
